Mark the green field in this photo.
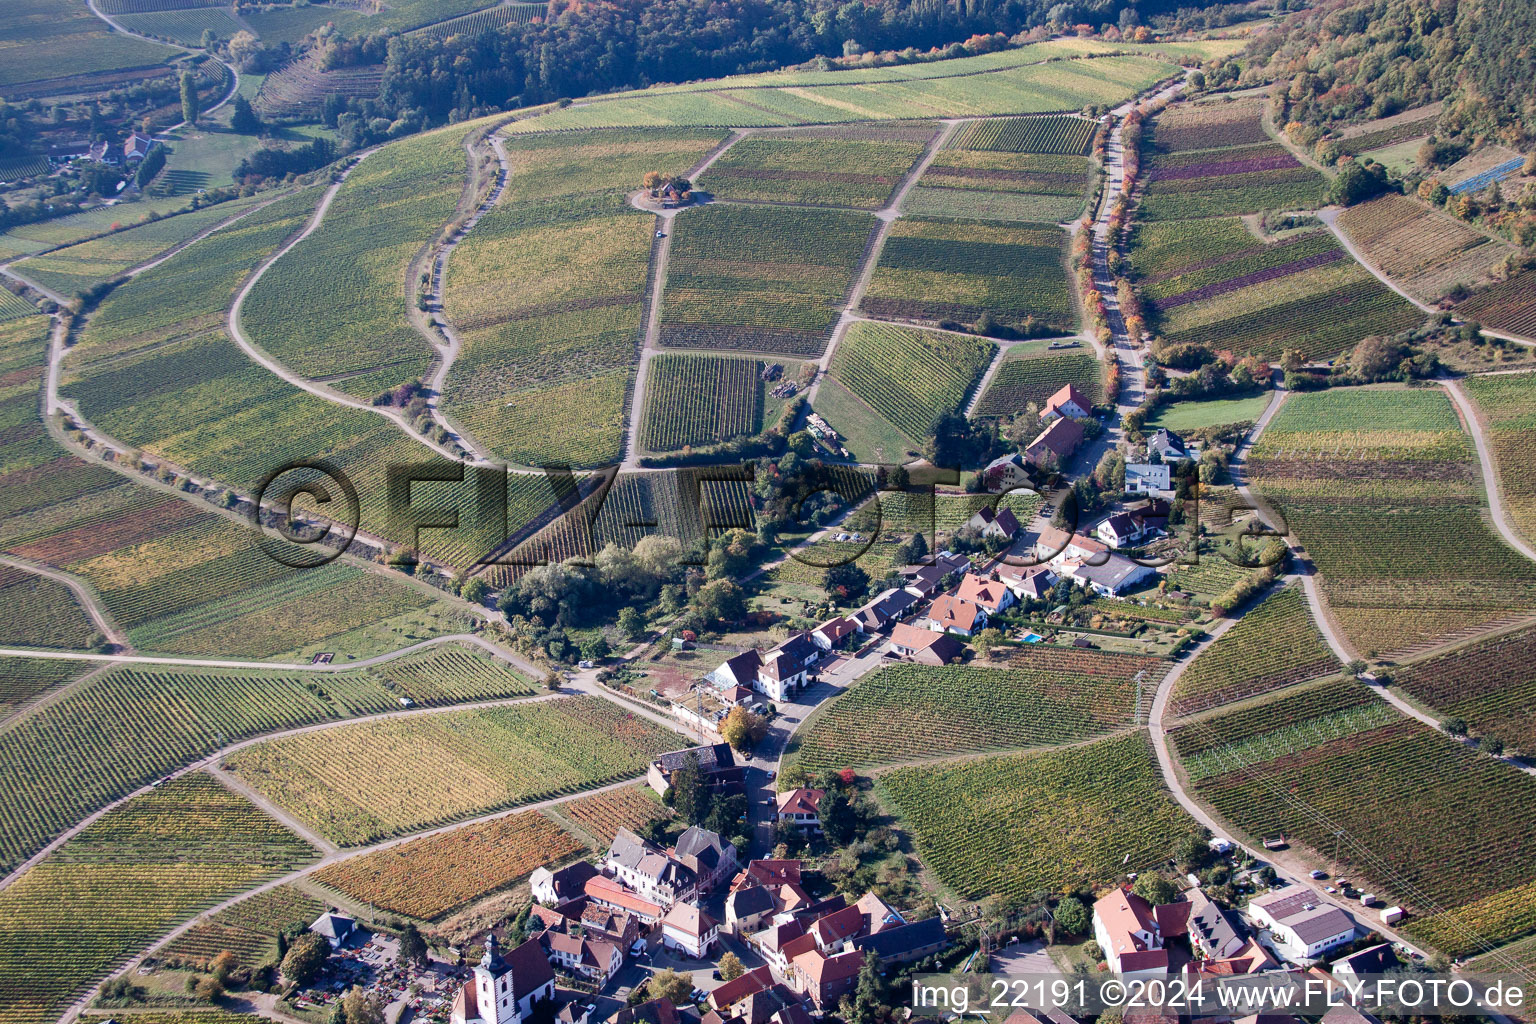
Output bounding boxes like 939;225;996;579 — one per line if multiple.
862;218;1074;332
659;203;875;355
1167;586;1337;717
224;695;681;845
697;123;934;208
972;342;1102;418
881;731;1200;905
0;645;533;875
239;127;467;399
1143;393;1272;431
1248;387;1536;654
0;773;317;1024
0;0;180;89
828;321;993;442
787;652;1163;774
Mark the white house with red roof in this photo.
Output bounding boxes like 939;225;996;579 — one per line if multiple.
954;572;1016;615
660;901;720;958
925;594;987;636
810;616;860;652
775;788;824;832
1041;383;1093;422
1092;889;1168;979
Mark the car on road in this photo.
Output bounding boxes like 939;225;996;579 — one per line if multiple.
767;769;776;780
1310;869;1328;879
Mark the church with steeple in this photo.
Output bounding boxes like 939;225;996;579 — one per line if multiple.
451;934;557;1024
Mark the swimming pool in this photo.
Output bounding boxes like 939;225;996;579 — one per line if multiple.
1022;632;1045;643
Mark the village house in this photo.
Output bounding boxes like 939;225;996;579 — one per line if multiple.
1035;524;1109;564
1096;511;1151;548
530;861;599;907
707;633;821;702
451;936;557;1024
710;965;776;1015
965;505;1022;541
775;788;823;833
902;553;971;597
604;828;698;907
981;453;1033;493
1129;498;1171;534
1062;554;1158;598
810;616;861;652
955;572;1016;615
925;594;987;636
576;903;641;950
673;825;738;892
730;985;808;1024
889;622;966;665
660;901;720;958
1330;942;1400;979
789;948;864;1010
542;930;624;985
1178;888;1251;961
852;915;947;965
310;911;357;949
1092;888;1168;978
852;586;920;632
647;743;742;799
1025;416;1086;469
617;998;683;1024
1148;429;1189;462
1041;383;1094;422
584;875;663;925
733;858;803;892
997;565;1056;602
726;885;778;935
1246;889;1357;961
1126;462;1173;497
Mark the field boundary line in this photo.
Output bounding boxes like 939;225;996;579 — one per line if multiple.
0;553;127;649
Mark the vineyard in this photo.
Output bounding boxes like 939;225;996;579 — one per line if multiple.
0;290;37;322
115;7;246;45
862;218;1074;332
1173;681;1536;953
946;115;1096;155
253;54;384;120
160;885;324;972
828;322;994;442
1462;372;1536;545
0;0;178;93
0;562;96;650
1146;98;1272;152
0;648;532;875
787;654;1163;774
1335;104;1442;154
640;354;764;452
659;203;875;355
560;784;672;844
1139;219;1423;361
1390;623;1536;755
696;124;934;208
1167;586;1338;718
314;811;584;920
1336;194;1512;302
405;3;545;39
880;731;1200;903
223;695;681;846
1457;272;1536;339
1248;387;1536;654
0;775;314;1024
0;657;88;714
240;127;464;399
972;344;1101;418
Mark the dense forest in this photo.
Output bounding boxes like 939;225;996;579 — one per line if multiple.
1249;0;1536;146
370;0;1196;121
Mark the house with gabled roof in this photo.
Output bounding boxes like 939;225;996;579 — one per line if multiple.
530;861;598;907
674;825;737;891
604;827;698;907
1025;416;1085;469
889;622;965;665
1093;888;1167;978
733;858;801;891
584;875;663;924
647;743;742;798
789;948;864;1010
902;552;970;597
852;586;920;632
710;964;775;1013
997;565;1056;602
925;594;987;636
1148;428;1189;462
542;930;623;984
811;615;860;651
775;788;823;832
708;634;821;703
1042;383;1093;422
660;901;720;958
1062;553;1157;598
966;505;1021;541
727;885;778;935
310;911;356;949
1097;511;1150;548
1035;525;1108;564
955;572;1016;614
852;915;946;964
982;452;1033;493
1246;888;1356;961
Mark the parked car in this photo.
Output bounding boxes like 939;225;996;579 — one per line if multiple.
1310;869;1328;879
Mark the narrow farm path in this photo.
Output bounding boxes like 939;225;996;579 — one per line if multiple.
1145;590;1438;957
619;131;747;469
961;334;1083;417
416;128;512;465
84;0;241;130
1441;376;1536;561
0;266;67;307
807;119;961;403
0;554;127;650
226;146;465;463
206;762;340;856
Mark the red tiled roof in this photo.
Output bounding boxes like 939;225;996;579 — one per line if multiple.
585;875;662;918
776;788;823;816
955;573;1010;611
710;965;773;1010
1045;384;1092;416
929;594;983;630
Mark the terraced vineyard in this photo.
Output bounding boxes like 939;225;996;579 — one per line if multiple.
560;784;672;844
1167;586;1338;717
444;127;725;467
828;322;994;442
253;54;384;120
1134;217;1423;360
947;115;1097;154
862;218;1074;331
0;774;316;1024
788;653;1164;774
973;343;1101;418
0;649;532;875
315;811;584;919
240;127;467;399
1247;387;1536;654
659;204;875;355
697;123;934;208
641;354;764;452
1171;679;1536;956
881;731;1199;903
224;695;680;845
160;885;324;972
1140;99;1327;221
1390;624;1536;755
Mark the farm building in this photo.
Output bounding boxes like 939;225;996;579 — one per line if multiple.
1042;383;1094;422
646;742;743;798
1025;417;1085;468
1246;888;1357;960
